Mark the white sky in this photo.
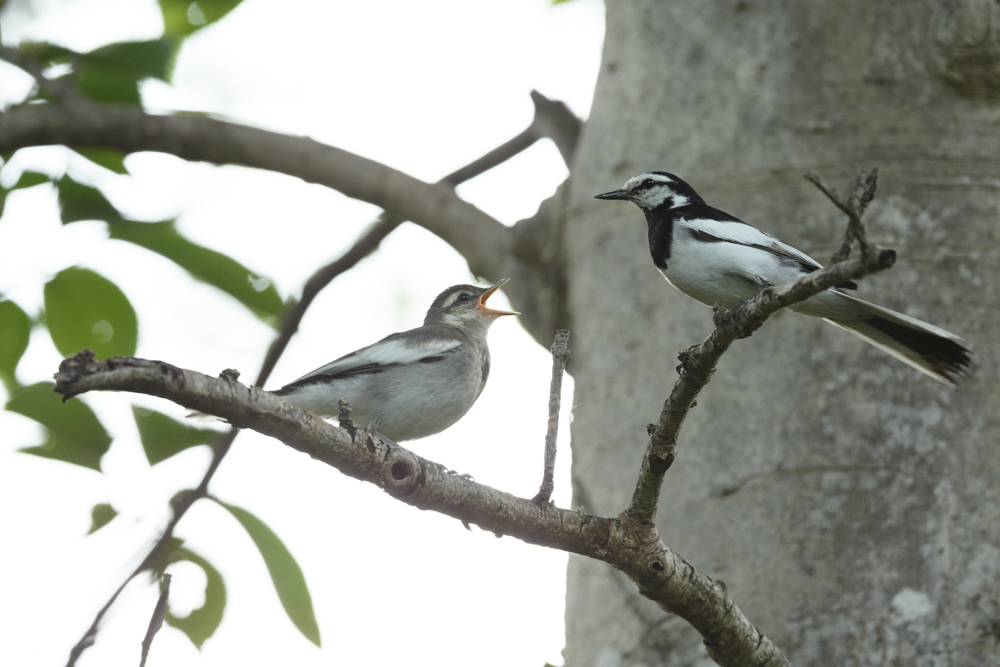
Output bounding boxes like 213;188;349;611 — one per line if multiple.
0;1;605;666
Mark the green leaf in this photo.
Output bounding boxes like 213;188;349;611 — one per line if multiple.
57;175;120;224
0;299;31;386
72;148;129;175
18;42;77;66
12;171;51;189
44;267;138;358
213;498;321;646
160;0;245;38
52;179;282;322
74;66;141;104
82;39;177;82
88;502;118;534
108;219;284;321
165;544;227;649
8;382;112;472
133;405;218;465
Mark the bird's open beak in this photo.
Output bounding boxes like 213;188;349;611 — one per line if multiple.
477;279;519;317
594;189;633;201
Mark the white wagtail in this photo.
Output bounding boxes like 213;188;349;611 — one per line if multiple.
273;281;518;441
595;172;972;384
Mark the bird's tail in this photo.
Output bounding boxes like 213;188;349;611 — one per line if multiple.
824;294;971;385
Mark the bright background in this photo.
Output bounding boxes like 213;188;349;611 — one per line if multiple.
0;0;605;665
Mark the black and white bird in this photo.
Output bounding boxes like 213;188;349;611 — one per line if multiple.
273;281;518;441
595;171;971;384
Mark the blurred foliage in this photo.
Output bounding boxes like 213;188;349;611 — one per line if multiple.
87;502;118;534
214;499;321;647
8;382;112;471
55;175;283;320
132;405;219;465
44;267;139;359
161;539;228;649
71;148;130;175
160;0;245;38
0;0;330;656
108;219;284;321
0;299;31;389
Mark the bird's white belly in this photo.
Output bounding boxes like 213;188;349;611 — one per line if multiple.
662;239;858;319
660;239;775;308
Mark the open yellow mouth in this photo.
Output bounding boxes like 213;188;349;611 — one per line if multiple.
476;279;519;317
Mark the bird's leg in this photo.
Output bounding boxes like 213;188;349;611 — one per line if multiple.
337;399;356;440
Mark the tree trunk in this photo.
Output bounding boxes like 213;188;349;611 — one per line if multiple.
563;1;1000;664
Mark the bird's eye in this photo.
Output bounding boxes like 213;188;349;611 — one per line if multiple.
642;179;656;188
457;293;472;303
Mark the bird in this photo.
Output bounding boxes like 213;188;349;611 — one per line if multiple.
595;171;972;384
272;281;518;441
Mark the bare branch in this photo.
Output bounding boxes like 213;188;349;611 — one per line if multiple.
53;349;789;667
805;168;879;262
532;329;570;505
138;574;171;667
627;171;895;526
0;93;580;282
0;103;513;279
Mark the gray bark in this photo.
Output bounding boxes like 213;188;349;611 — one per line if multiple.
563;1;1000;665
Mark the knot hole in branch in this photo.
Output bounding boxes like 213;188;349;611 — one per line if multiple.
380;447;422;495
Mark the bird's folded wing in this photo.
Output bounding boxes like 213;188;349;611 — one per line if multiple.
683;216;823;271
682;214;858;289
286;336;462;384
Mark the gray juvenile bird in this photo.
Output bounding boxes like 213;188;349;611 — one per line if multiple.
273;281;518;441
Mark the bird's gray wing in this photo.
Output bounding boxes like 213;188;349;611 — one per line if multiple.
282;331;462;387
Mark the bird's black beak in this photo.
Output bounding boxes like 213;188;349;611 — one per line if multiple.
594;189;632;201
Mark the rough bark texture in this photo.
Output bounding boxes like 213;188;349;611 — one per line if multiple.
563;1;1000;665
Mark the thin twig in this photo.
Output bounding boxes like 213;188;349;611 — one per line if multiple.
805;168;878;263
65;430;237;667
533;329;570;505
138;574;171;667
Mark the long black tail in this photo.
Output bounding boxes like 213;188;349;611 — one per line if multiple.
825;296;971;385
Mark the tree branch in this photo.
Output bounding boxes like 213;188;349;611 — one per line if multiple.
53;349;789;667
627;170;895;526
60;94;580;665
0;102;511;279
0;92;581;285
138;574;171;667
257;92;580;383
532;329;570;505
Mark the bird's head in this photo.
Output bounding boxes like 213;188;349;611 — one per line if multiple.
424;280;519;332
595;171;703;213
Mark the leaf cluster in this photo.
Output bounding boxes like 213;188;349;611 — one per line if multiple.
0;0;321;652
